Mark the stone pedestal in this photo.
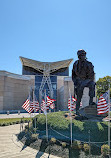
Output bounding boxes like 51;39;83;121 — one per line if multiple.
81;87;96;109
81;87;89;108
84;104;97;116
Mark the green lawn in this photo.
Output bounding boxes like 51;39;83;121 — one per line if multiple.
31;111;111;144
0;117;32;126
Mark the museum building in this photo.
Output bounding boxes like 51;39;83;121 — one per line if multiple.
0;57;74;113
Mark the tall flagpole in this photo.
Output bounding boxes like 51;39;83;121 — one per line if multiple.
108;80;110;152
33;88;36;130
69;89;72;146
45;89;48;141
29;86;31;118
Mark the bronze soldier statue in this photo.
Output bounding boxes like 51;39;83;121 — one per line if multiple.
72;49;95;115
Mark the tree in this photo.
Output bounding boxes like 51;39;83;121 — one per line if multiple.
96;76;111;98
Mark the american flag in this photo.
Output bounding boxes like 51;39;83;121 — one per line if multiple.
47;96;56;109
72;96;77;102
97;91;109;115
68;96;76;111
68;96;82;111
30;100;39;112
22;98;33;113
41;99;46;112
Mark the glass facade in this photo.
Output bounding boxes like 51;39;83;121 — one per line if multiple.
23;66;43;75
35;75;57;109
22;65;69;110
22;66;69;76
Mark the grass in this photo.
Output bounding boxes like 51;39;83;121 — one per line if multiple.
18;111;111;157
33;111;111;143
0;118;32;126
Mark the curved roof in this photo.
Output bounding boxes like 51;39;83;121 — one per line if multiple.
20;56;73;74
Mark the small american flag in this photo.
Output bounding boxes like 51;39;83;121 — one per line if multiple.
22;98;33;113
41;99;46;112
68;96;82;111
47;96;56;109
68;96;76;111
97;91;109;115
30;100;39;112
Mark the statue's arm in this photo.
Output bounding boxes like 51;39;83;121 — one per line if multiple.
72;63;76;83
88;62;94;81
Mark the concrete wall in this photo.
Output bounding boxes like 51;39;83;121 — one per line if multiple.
0;71;34;112
57;76;74;110
0;75;4;110
57;76;65;110
64;77;74;110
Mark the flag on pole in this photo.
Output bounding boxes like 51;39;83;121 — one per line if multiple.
68;96;82;111
68;96;76;111
47;96;56;109
97;91;109;115
72;96;77;102
30;100;39;112
41;99;46;112
22;98;34;113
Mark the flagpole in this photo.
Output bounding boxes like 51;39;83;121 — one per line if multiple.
45;89;48;141
69;89;72;146
108;81;110;152
29;86;31;118
33;87;36;130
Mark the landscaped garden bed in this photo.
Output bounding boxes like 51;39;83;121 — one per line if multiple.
18;111;111;158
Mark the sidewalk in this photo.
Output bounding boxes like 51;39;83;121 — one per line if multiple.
0;113;38;119
0;124;61;158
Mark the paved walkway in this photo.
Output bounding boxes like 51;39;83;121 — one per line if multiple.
0;124;61;158
0;113;37;119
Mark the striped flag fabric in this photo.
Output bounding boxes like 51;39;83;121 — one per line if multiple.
30;100;39;112
68;96;76;111
97;92;109;115
47;96;56;109
41;99;46;112
22;98;33;113
72;96;77;102
68;96;82;111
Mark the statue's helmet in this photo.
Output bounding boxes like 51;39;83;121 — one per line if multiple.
77;49;86;57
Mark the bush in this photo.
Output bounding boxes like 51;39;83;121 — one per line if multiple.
72;140;82;149
16;121;20;124
61;142;67;148
31;133;39;141
83;143;90;153
101;144;110;156
50;137;56;144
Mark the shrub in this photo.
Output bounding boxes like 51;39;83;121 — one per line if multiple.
31;133;39;141
72;140;82;149
83;143;90;153
33;128;37;133
50;137;56;144
16;121;20;124
61;142;67;148
101;144;110;156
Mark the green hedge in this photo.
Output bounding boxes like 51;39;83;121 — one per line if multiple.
0;118;32;126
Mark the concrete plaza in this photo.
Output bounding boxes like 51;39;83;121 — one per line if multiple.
0;124;60;158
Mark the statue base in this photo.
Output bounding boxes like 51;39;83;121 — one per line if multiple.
84;104;97;116
79;104;108;119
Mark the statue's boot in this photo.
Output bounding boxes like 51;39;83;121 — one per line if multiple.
89;97;95;105
89;97;93;105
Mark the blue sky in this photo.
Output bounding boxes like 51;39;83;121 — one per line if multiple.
0;0;111;81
